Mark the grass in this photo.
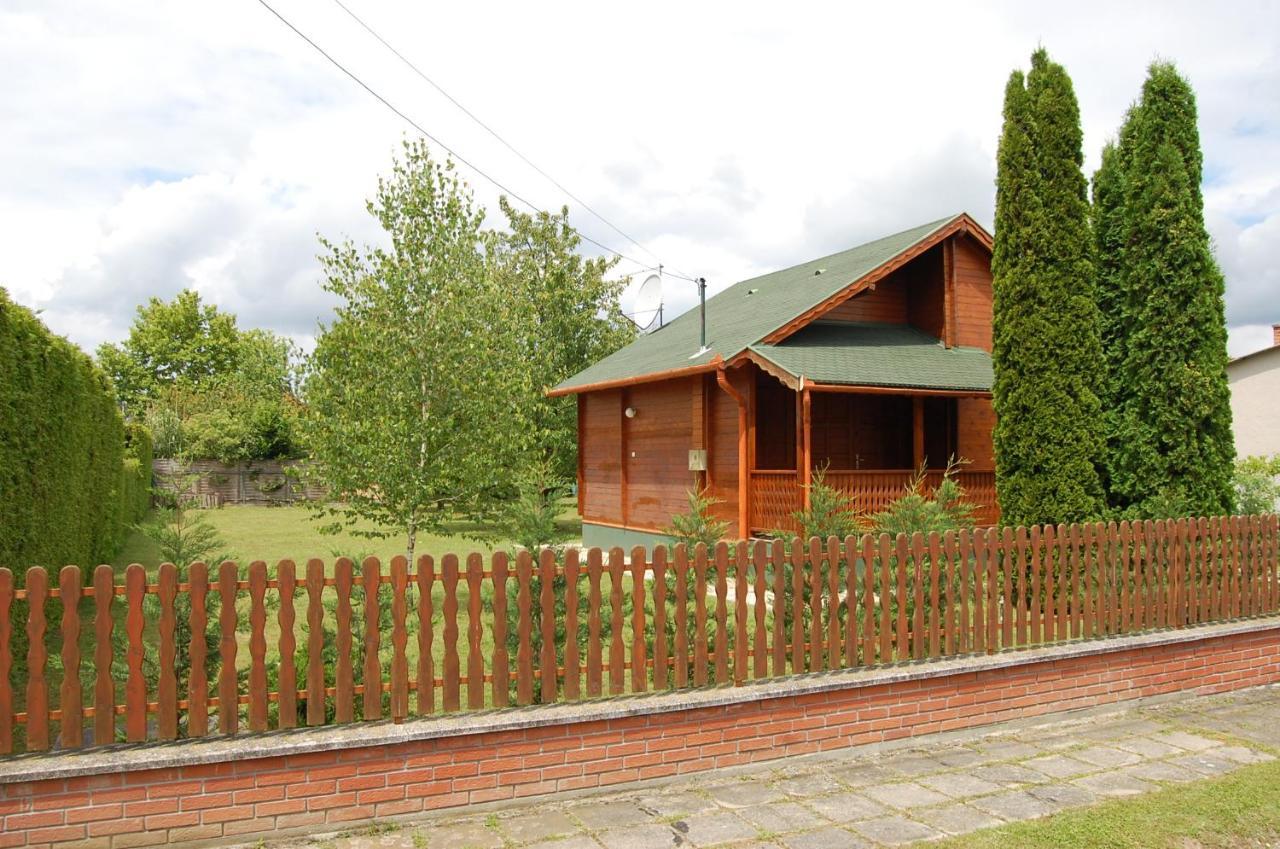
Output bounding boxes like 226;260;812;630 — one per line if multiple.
112;503;582;570
926;758;1280;849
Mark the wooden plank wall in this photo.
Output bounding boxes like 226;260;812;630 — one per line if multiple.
953;234;993;351
624;379;697;528
956;398;997;469
817;245;944;340
581;390;622;523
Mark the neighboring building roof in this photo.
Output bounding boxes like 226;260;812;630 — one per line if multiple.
1228;343;1280;373
551;213;991;395
750;322;993;391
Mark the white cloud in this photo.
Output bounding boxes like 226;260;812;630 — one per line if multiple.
1;0;1276;357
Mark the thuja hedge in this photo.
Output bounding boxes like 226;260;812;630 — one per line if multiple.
0;288;151;584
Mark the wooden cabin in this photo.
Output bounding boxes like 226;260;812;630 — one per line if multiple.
550;213;999;549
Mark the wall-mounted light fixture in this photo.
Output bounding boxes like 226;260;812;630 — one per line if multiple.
624;406;638;418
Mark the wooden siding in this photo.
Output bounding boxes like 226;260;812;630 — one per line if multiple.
907;245;945;338
953;234;993;351
821;278;907;323
623;378;697;528
956;397;996;469
817;244;944;339
581;389;622;522
709;368;751;536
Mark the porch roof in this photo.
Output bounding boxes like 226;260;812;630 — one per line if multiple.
551;213;990;395
749;322;993;392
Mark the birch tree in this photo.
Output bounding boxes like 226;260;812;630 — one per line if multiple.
303;140;524;561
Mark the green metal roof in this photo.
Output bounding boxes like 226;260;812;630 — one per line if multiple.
751;322;993;391
554;214;967;392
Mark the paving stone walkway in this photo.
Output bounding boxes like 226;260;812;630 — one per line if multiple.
256;684;1280;849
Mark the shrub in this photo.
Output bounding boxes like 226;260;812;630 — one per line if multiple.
0;288;130;577
666;489;731;550
782;465;863;542
1234;455;1280;515
867;458;979;537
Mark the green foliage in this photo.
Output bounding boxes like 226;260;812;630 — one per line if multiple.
489;198;635;481
1094;62;1235;518
783;465;863;541
99;291;301;462
666;489;731;550
866;459;979;537
119;423;153;525
503;460;573;554
303;140;527;563
1234;455;1280;516
991;48;1107;527
0;287;131;577
96;289;241;413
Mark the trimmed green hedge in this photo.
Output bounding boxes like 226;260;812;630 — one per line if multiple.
0;288;146;582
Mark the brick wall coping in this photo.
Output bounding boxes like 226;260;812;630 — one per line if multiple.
3;616;1276;787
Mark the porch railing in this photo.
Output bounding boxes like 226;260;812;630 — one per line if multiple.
0;515;1275;755
752;469;998;533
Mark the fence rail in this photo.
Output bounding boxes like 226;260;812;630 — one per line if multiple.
0;514;1276;755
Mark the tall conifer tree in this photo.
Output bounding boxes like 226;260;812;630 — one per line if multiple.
992;49;1106;527
1097;63;1234;516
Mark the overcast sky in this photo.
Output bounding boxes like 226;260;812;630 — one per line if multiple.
3;1;1277;359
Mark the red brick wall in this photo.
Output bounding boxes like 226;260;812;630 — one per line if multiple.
3;625;1278;849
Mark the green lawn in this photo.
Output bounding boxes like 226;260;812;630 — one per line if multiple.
112;503;582;570
925;758;1280;849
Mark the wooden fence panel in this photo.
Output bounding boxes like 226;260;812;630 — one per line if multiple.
632;546;648;694
59;565;83;748
334;558;355;722
675;545;690;689
188;562;208;738
733;542;748;686
0;515;1275;755
0;568;12;754
467;553;485;711
540;548;558;704
278;560;298;729
416;556;435;715
155;562;177;741
653;547;670;690
609;548;625;695
390;556;408;722
442;554;460;712
248;560;268;732
586;548;603;698
25;567;48;751
754;541;769;679
491;553;510;708
516;551;533;705
217;561;238;735
362;557;382;721
714;543;729;685
306;558;326;725
563;549;581;699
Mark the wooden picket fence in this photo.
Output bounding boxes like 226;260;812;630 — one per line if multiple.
0;515;1276;755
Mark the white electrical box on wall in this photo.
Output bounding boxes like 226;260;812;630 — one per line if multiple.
688;449;708;471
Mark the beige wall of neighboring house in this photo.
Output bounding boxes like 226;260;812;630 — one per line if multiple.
1228;325;1280;459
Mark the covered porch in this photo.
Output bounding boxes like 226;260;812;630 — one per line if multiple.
742;323;999;534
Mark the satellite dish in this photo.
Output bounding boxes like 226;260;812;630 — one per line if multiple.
631;273;663;332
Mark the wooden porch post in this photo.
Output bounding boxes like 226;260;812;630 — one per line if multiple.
912;396;925;470
801;380;812;512
716;368;750;539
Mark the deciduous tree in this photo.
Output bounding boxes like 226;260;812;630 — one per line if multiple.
302;140;524;563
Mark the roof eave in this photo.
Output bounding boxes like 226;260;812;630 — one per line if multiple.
546;356;726;397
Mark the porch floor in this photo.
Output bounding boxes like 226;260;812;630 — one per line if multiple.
251;685;1278;849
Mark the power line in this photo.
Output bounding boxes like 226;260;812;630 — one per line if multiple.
253;0;699;283
330;0;692;281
